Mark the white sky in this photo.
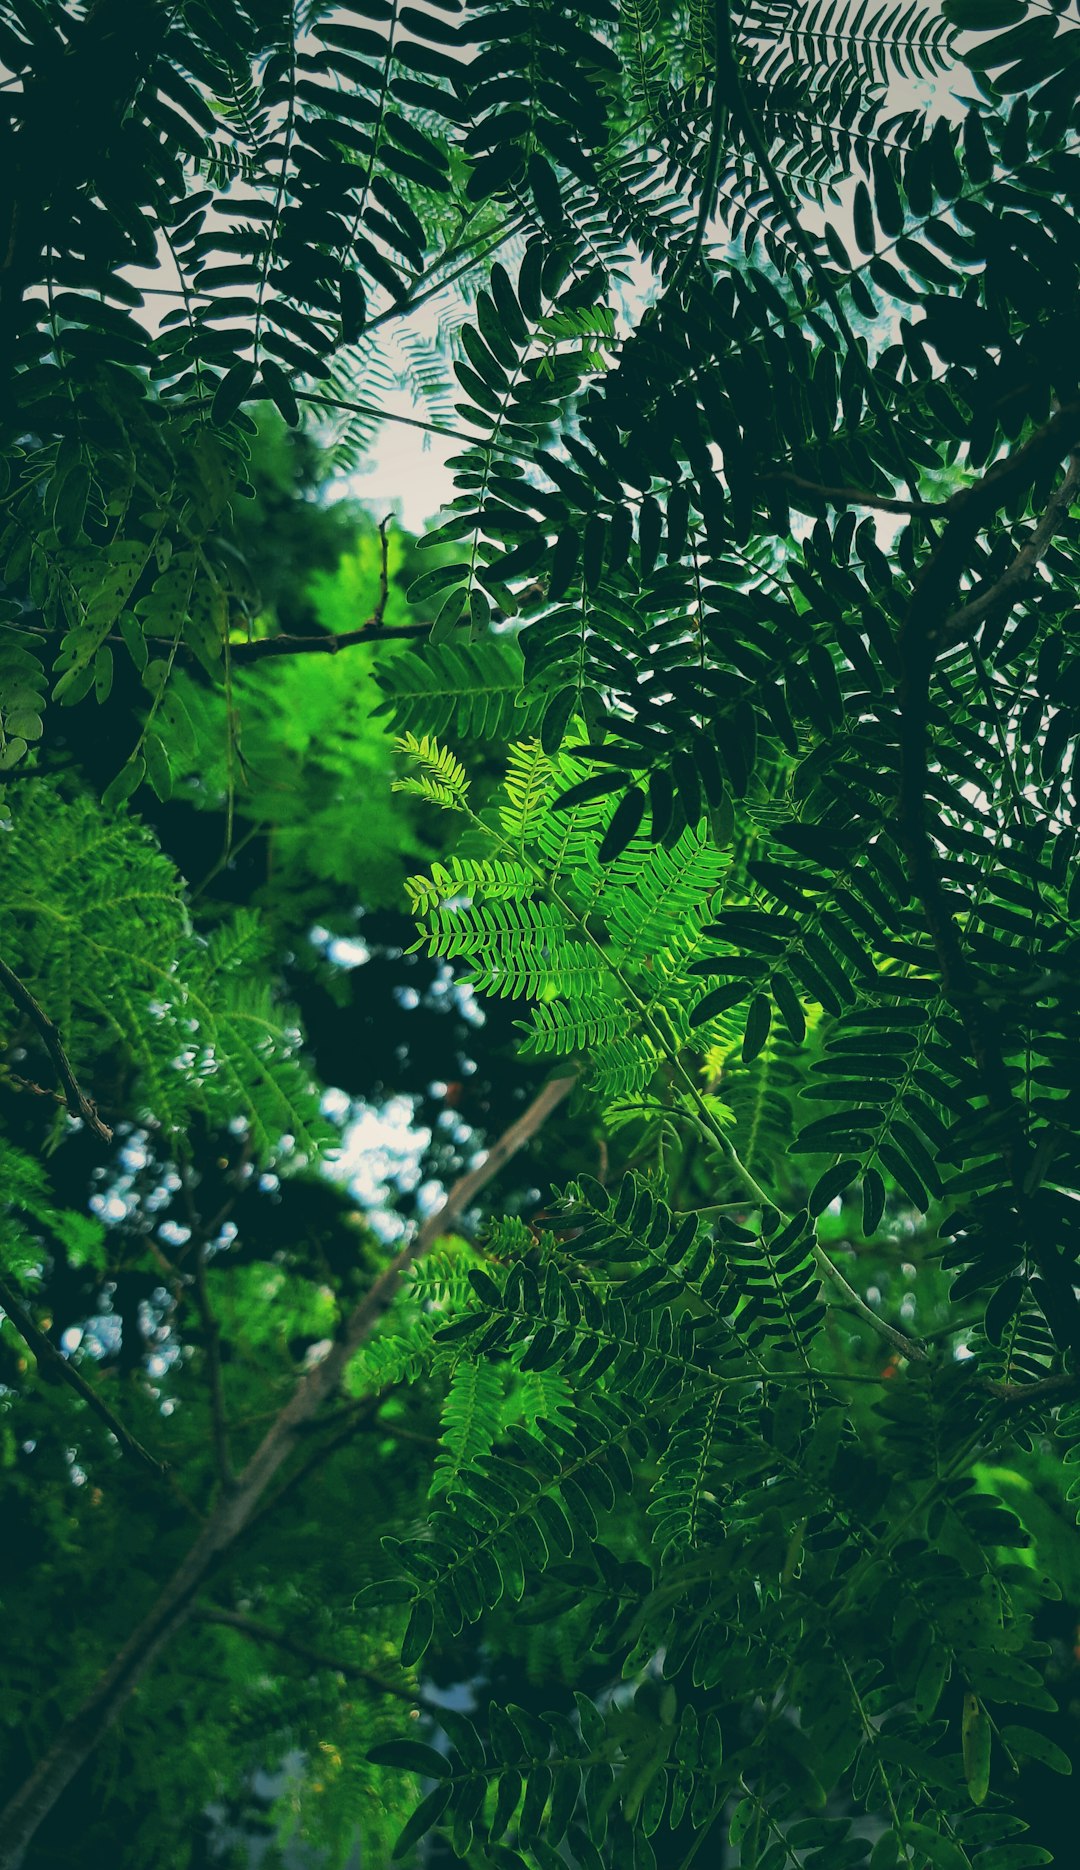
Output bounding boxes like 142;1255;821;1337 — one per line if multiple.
342;69;968;532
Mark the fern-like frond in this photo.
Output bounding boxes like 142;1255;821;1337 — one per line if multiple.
391;732;470;811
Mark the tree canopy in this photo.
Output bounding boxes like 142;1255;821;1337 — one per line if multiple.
1;2;1080;1868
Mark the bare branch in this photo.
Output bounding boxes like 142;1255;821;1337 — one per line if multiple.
0;1273;166;1477
983;1369;1079;1405
229;620;430;662
0;957;113;1143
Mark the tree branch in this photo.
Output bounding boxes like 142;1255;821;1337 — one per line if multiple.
813;1249;930;1363
0;1273;166;1477
192;1607;433;1708
0;1070;575;1870
764;471;947;518
0;956;112;1143
940;452;1080;644
229;515;402;663
228;620;430;663
983;1369;1080;1405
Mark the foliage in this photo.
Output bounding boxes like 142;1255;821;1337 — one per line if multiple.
1;4;1080;1870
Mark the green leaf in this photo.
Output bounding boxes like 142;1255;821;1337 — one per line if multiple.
984;1275;1025;1347
943;0;1025;25
853;180;875;254
367;1740;451;1778
861;1168;886;1235
913;1645;950;1722
809;1160;858;1217
541;687;577;755
742;992;772;1064
101;758;145;812
999;1724;1072;1774
143;734;173;802
401;1596;435;1667
212;362;257;426
771;972;805;1044
598;786;645;863
963;1692;992;1806
259;359;299;427
972;1850;1054;1870
391;1782;453;1859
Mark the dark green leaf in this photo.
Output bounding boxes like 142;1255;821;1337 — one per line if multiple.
391;1783;453;1860
367;1740;451;1778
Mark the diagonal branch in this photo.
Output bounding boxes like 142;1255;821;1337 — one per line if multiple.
0;1070;575;1870
0;1273;165;1477
940;452;1080;645
191;1249;232;1489
225;619;430;662
192;1607;434;1708
0;956;112;1143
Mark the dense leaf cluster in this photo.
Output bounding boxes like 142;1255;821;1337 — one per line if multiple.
2;2;1080;1868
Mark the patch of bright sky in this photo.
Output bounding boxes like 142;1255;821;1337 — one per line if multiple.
307;926;486;1243
344;69;973;532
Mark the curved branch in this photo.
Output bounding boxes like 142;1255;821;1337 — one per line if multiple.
764;472;947;518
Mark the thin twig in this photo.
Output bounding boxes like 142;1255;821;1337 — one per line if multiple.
814;1250;930;1362
765;471;947;518
0;957;112;1143
228;515;401;662
0;1273;166;1477
192;1607;433;1707
940;452;1080;644
179;1175;234;1490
